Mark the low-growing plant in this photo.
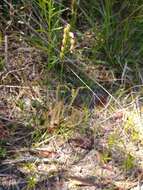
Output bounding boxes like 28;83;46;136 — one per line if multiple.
100;151;111;164
0;146;7;158
122;153;135;171
124;110;141;143
107;132;119;148
26;175;37;190
22;163;37;174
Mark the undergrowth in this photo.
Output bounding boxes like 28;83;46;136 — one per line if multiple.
0;0;143;190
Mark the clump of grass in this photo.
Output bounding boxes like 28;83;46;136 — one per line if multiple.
79;0;143;82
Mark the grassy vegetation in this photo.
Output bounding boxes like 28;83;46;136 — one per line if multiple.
0;0;143;189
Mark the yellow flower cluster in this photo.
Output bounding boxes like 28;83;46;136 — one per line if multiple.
60;23;75;60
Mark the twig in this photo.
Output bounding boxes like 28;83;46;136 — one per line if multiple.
0;115;24;126
1;157;62;165
4;35;8;68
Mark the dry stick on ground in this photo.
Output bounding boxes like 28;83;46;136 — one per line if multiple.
4;35;8;68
